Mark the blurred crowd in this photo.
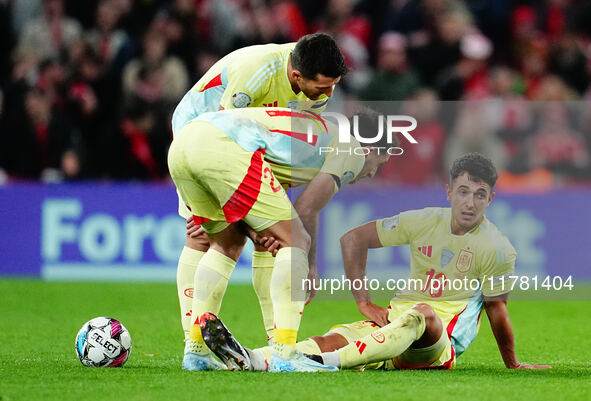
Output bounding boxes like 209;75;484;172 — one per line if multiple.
1;0;591;189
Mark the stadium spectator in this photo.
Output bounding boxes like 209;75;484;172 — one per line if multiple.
520;37;549;99
2;87;79;179
314;0;372;91
18;0;82;61
527;100;590;180
99;104;168;180
121;27;188;164
36;57;67;109
122;28;189;109
268;0;308;42
243;2;300;45
85;0;134;77
410;8;469;88
444;101;507;173
59;148;83;180
548;32;590;95
152;0;200;78
358;31;420;101
485;67;533;172
198;0;254;54
65;43;124;178
2;50;40;177
381;0;426;36
378;88;444;185
194;47;221;79
436;32;493;100
10;0;42;36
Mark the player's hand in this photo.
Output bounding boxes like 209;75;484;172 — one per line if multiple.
257;236;281;256
186;217;205;238
304;264;320;305
510;363;552;369
357;301;390;327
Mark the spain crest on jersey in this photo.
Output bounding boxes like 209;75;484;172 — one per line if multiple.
456;249;474;273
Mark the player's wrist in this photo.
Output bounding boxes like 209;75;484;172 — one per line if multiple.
355;299;372;308
504;358;521;369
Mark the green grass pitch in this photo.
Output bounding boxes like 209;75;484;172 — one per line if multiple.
0;280;589;401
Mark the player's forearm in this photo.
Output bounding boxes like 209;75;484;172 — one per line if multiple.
340;230;370;302
493;327;520;368
485;301;520;368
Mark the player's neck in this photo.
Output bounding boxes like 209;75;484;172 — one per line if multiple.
286;57;301;94
450;218;481;236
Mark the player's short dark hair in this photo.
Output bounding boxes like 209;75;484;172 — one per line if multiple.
450;153;498;189
291;33;348;79
354;108;400;149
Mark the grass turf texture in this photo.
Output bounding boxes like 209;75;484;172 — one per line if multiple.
0;280;589;401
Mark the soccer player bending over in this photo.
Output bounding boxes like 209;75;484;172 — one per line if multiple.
200;153;551;371
172;33;347;349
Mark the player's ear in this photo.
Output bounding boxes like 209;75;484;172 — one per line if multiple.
291;69;302;80
446;183;451;201
488;191;495;205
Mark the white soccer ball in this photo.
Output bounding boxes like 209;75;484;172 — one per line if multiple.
75;317;132;367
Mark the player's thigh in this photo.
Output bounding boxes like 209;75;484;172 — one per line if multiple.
193;135;292;226
254;217;310;251
171;123;293;233
168;125;228;222
229;156;295;240
171;123;268;222
239;160;294;228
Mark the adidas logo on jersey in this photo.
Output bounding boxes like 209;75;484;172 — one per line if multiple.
354;341;367;354
418;245;432;257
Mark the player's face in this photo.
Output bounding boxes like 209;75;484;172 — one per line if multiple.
446;172;494;235
353;149;391;182
297;73;340;100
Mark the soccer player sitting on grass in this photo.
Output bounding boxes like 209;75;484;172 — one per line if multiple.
199;153;551;371
172;33;347;348
168;107;394;372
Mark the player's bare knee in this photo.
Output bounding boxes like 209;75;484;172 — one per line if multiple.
273;220;311;251
224;236;247;260
208;225;248;261
412;303;442;336
339;230;356;249
311;333;349;352
412;303;436;324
